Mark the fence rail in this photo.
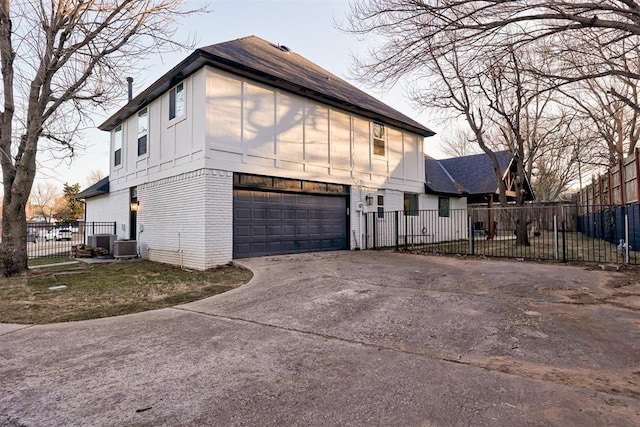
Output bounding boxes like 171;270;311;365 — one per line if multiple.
364;205;640;264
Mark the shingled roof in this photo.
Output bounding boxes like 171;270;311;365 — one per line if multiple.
99;36;434;137
425;150;515;196
76;176;109;199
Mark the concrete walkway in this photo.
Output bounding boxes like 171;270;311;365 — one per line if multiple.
1;251;639;426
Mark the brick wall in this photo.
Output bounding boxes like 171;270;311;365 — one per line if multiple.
138;168;233;270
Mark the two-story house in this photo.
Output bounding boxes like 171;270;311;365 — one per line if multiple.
79;36;435;270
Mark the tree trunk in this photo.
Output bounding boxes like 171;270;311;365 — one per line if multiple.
1;192;28;276
515;215;531;247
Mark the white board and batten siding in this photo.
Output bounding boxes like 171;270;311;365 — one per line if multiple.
203;67;425;194
108;68;208;193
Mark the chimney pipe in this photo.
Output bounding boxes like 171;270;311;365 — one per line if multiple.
126;77;133;102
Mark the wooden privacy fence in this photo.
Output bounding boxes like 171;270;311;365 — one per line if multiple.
578;149;640;212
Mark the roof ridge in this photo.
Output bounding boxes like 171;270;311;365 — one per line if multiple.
436;161;465;193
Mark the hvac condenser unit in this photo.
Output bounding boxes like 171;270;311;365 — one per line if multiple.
87;234;116;253
113;240;137;259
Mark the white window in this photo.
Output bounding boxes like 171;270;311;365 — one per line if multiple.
137;108;148;156
169;82;185;120
113;125;122;167
373;122;386;156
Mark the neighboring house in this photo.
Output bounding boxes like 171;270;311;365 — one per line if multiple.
425;150;535;237
426;150;534;204
78;36;435;270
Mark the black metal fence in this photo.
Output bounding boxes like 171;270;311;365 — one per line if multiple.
364;204;640;264
27;221;116;260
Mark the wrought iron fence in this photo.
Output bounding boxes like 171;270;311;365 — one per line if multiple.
363;204;640;264
26;221;116;260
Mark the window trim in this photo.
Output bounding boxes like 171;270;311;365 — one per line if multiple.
169;81;185;122
137;108;148;157
372;122;386;157
113;124;123;168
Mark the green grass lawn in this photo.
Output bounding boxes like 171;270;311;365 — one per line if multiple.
0;260;252;324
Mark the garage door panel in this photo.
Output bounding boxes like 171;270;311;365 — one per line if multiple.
234;189;347;258
268;209;282;220
235;225;251;237
252;209;267;220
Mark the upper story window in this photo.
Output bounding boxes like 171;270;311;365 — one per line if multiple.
137;108;148;156
169;81;185;120
373;122;386;157
113;124;123;167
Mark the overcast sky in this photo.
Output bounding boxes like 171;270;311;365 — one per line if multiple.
41;0;445;190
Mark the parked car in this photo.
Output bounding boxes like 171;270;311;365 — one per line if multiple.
27;228;38;244
44;228;72;241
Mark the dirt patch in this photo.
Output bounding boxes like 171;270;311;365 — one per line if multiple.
470;356;640;400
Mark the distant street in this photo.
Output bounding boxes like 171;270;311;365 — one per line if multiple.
27;236;83;258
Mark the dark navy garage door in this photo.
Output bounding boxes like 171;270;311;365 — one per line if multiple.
233;189;348;258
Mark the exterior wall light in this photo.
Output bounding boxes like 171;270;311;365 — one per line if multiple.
365;195;374;206
130;201;140;212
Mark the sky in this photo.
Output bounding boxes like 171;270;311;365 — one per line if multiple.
40;0;446;190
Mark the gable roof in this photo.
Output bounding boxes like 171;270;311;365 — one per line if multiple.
425;150;514;196
99;36;434;137
76;176;109;199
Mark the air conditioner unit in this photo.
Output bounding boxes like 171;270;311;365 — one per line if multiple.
113;240;137;259
87;234;116;253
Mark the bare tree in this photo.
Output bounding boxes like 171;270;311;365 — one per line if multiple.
439;127;481;158
28;181;59;223
347;1;640;80
529;111;599;202
0;1;204;276
86;169;105;186
407;38;533;242
560;78;640;166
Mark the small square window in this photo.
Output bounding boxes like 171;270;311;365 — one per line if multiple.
438;197;450;218
404;194;418;216
169;82;184;120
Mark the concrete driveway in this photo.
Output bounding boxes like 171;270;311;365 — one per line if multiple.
1;251;639;426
